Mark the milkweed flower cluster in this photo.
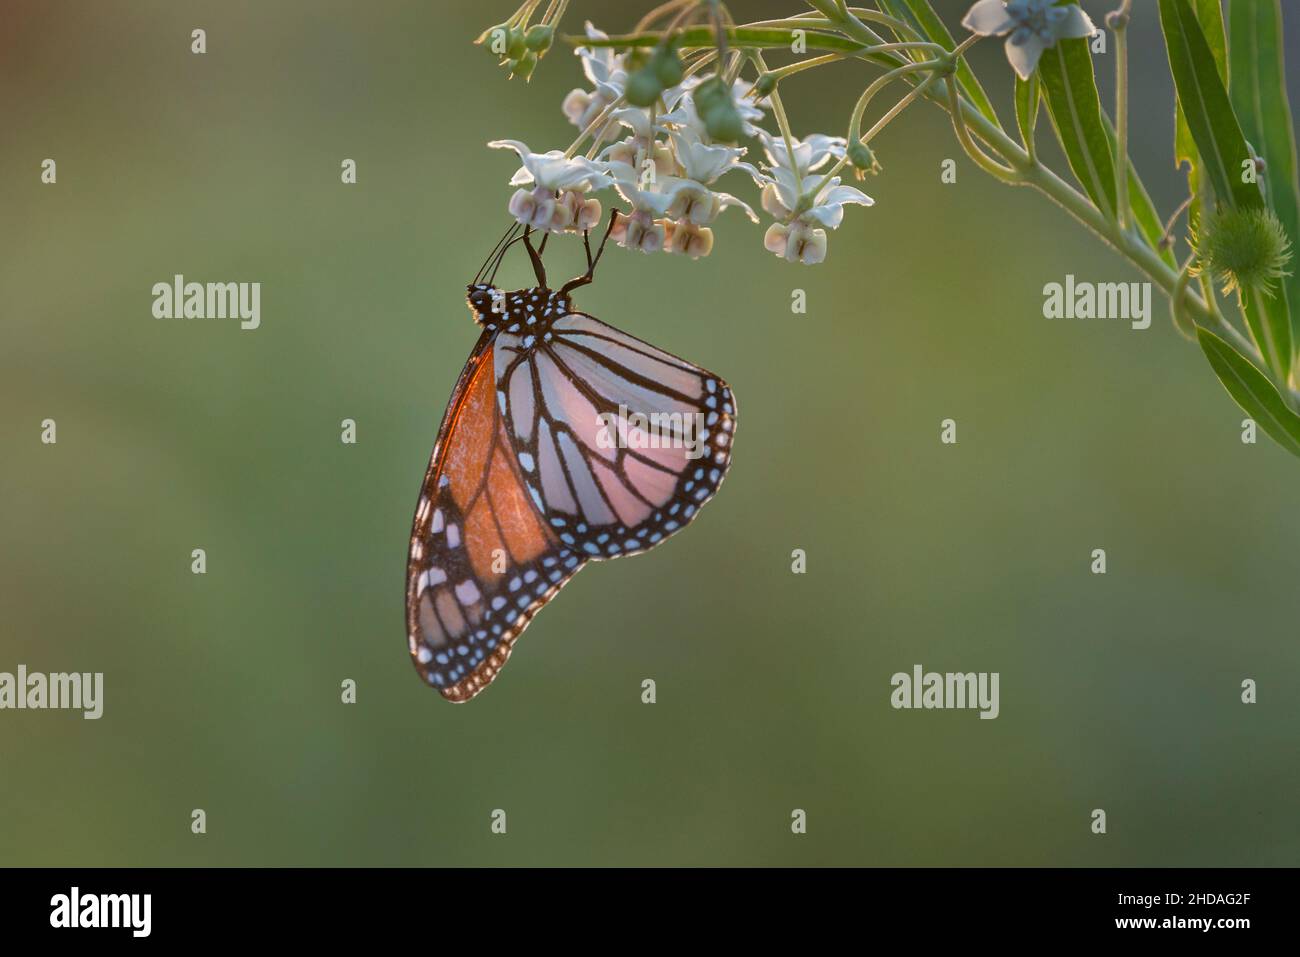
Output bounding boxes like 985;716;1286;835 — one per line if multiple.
487;21;874;264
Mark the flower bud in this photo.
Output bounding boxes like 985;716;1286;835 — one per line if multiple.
524;24;554;53
510;52;537;81
506;26;527;60
847;140;880;177
624;66;664;107
695;77;743;142
752;72;777;97
651;43;684;87
704;104;744;143
693;77;729;113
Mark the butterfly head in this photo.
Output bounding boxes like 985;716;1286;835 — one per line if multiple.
466;283;499;320
466;282;572;332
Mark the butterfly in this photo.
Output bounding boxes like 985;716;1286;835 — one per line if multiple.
405;214;737;701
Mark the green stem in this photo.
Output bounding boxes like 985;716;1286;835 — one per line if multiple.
1110;1;1133;232
946;75;1021;183
846;60;937;143
1022;162;1260;364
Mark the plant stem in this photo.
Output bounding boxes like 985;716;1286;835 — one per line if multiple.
946;75;1021;183
634;0;695;33
1109;0;1133;232
1022;161;1260;363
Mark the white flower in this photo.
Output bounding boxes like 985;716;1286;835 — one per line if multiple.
757;130;846;177
666;221;714;259
603;136;676;179
562;23;628;138
764;222;828;265
488;140;612;192
754;163;871;264
574;22;626;101
670;128;756;185
611;210;667;253
660;176;757;226
608;160;677;218
506;188;553;230
550;189;603;232
796;177;874;229
757;169;873;229
961;0;1095;80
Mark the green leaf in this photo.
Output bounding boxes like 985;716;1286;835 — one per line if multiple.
1014;74;1039;155
1239;283;1294;388
1228;0;1300;329
1160;0;1290;380
1159;0;1260;211
1169;0;1224;240
1198;327;1300;457
1038;36;1117;216
1100;115;1178;268
1172;0;1226;171
878;0;1000;128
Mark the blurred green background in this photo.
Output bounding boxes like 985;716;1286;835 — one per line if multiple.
2;0;1298;866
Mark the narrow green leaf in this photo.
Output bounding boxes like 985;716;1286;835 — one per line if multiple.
1228;0;1300;326
878;0;1000;128
1159;0;1260;211
1038;36;1117;216
1014;74;1039;155
1239;283;1294;388
1198;328;1300;457
1160;0;1290;379
1170;0;1224;237
1100;115;1178;268
1173;0;1226;169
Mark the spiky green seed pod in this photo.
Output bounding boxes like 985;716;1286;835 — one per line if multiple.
1193;206;1293;297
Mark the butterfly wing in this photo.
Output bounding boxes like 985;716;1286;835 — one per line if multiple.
407;310;737;702
495;311;737;557
406;330;587;702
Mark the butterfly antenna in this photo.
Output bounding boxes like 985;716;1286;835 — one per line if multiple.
561;210;620;296
486;232;532;287
474;221;522;286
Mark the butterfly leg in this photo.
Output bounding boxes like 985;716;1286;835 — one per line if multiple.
561;211;619;295
522;226;548;289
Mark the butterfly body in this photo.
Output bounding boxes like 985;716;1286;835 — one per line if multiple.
406;227;736;702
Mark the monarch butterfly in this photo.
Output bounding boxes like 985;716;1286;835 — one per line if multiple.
405;214;737;701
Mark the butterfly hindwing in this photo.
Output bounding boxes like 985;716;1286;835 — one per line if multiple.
495;311;737;559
